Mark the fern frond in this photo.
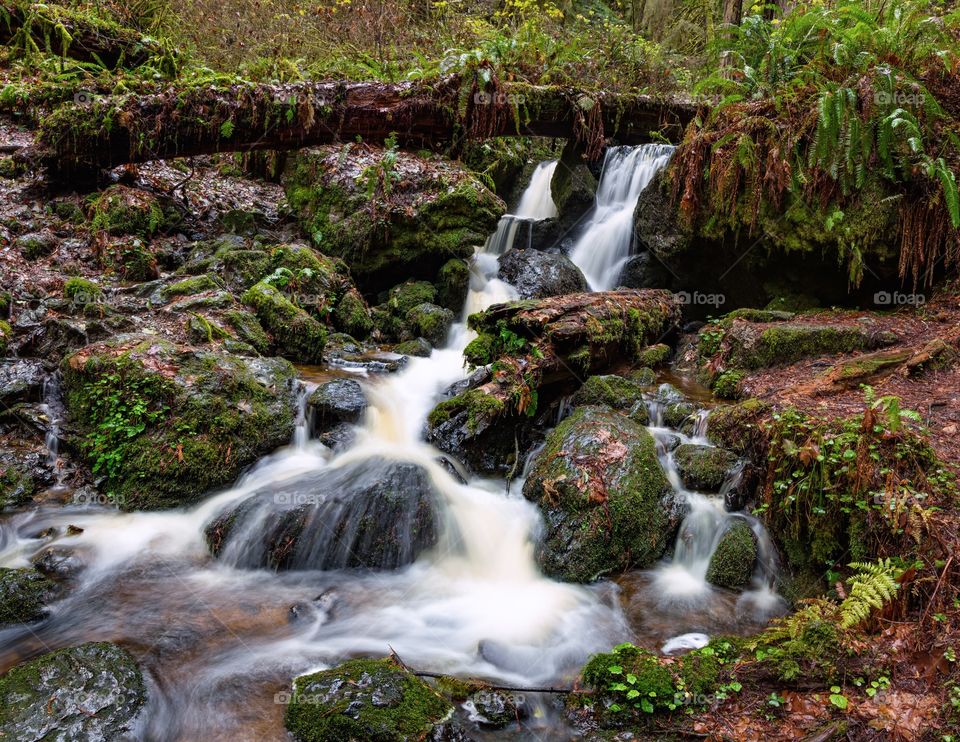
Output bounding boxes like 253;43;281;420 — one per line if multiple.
839;558;900;629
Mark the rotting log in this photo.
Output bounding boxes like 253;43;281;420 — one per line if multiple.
0;0;174;69
426;289;682;458
33;76;698;177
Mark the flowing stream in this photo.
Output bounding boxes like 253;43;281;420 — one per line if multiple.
0;148;783;739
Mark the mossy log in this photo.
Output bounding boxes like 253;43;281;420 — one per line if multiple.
0;0;173;69
35;76;697;177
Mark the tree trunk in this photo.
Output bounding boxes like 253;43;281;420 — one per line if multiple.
33;77;698;178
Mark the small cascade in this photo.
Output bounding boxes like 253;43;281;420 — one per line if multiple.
291;382;314;450
568;144;675;290
40;375;67;490
482;160;559;256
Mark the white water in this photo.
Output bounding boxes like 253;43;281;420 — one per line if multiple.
568;144;674;290
483;159;558;255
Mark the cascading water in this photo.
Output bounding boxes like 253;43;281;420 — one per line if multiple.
40;375;67;490
568;144;674;290
484;160;558;255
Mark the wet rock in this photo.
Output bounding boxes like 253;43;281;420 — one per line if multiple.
435;456;467;484
393;337;433;357
633;170;692;264
523;406;677;582
206;458;439;571
571;374;649;424
285;146;504;294
90;185;166;237
0;642;146;740
465;689;527;728
406;303;454;346
0;568;59;626
672;444;740;493
62;336;297;510
17;317;91;361
436;258;470;311
30;547;85;580
551;141;597;234
705;521;757;589
0;451;39;508
333;287;373;339
0;360;46;404
318;422;356;452
285;658;453;742
617;250;676;290
16;230;58;260
308;379;367;433
242;281;327;363
497;248;587;299
629;366;657;386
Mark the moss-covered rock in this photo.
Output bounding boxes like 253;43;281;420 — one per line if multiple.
102;239;159;281
63;276;102;304
161;274;221;301
571;374;649;424
522;406;676;582
186;314;230;345
0;568;58;626
62;335;297;509
0;320;12;356
16;230;57;260
332;287;373;339
724;321;897;370
712;369;744;400
705;521;757;589
551;140;597;233
0;642;145;740
387;281;437;317
630;366;658;386
582;643;677;710
242;281;327;364
0;455;34;507
405;303;454;346
436;258;470;311
285;658;452;742
637;342;671;367
393;338;432;357
284;146;504;293
90;185;165;238
225;310;271;355
706;399;771;457
673;444;739;492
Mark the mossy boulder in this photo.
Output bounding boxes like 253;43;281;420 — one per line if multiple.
497;248;587;299
673;444;739;492
0;455;34;508
436;258;470;311
160;274;221;301
102;239;159;281
285;146;504;293
571;374;649;424
0;642;145;740
705;521;757;590
0;568;58;626
15;230;57;260
285;658;452;741
242;281;327;364
308;378;367;431
90;185;165;237
581;643;678;712
706;399;772;457
62;335;297;510
522;406;677;582
63;277;102;304
551;141;598;233
332;287;373;339
181;237;273;293
0;320;11;356
393;338;432;357
638;343;671;368
723;320;898;370
225;309;271;355
405;303;454;346
387;281;437;317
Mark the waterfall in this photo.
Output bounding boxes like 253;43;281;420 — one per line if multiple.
568;144;674;291
40;375;67;490
483;160;559;256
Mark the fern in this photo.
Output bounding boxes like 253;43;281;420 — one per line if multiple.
839;558;901;629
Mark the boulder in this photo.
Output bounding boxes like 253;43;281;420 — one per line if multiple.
551;141;598;234
308;378;367;433
205;458;438;571
0;642;145;740
89;185;165;237
672;444;740;493
617;250;676;290
242;281;327;363
285;658;452;741
497;248;588;299
705;521;757;589
570;374;649;424
522;406;677;582
0;568;59;626
405;303;454;346
62;336;297;510
285;146;504;294
436;258;470;311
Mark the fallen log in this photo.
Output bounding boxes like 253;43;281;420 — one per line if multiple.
426;289;682;472
34;76;698;177
0;0;173;69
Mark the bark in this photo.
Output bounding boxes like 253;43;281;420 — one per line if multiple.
0;0;172;69
34;76;698;178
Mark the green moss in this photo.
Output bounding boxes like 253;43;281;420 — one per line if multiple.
729;324;892;370
436;258;470;311
0;319;11;355
724;308;795;324
102;240;158;281
393;338;432;357
90;186;165;238
705;522;757;589
226;310;271;354
0;458;32;507
673;444;739;491
0;568;57;625
637;343;671;367
186;314;230;345
629;367;657;386
388;281;437;317
161;274;220;300
16;233;55;260
706;399;770;456
371;306;409;342
463;333;495;366
333;288;373;339
405;303;454;346
63;277;102;303
285;658;452;742
571;375;649;424
0;291;11;315
242;281;326;364
582;644;676;711
427;389;506;434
